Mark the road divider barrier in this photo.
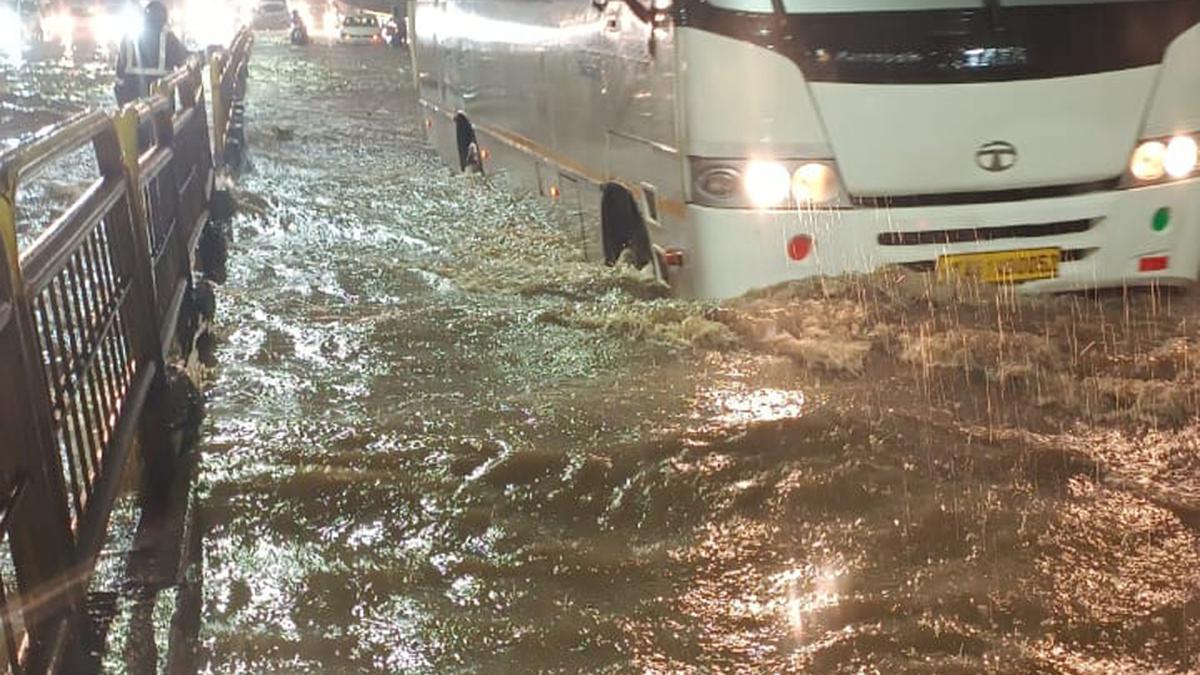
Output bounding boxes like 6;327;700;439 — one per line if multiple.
0;28;252;673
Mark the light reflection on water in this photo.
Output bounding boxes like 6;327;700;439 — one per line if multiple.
699;386;806;426
779;564;845;641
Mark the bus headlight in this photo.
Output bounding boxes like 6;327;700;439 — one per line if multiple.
696;167;739;200
744;161;791;208
1130;141;1167;181
792;163;838;204
1125;133;1199;186
691;157;849;210
1165;135;1199;179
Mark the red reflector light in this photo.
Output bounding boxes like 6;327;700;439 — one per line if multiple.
1139;255;1169;272
662;248;685;267
787;235;813;262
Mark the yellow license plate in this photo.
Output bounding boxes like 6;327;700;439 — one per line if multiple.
937;248;1061;283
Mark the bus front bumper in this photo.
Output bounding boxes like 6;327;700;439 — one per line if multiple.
678;177;1200;299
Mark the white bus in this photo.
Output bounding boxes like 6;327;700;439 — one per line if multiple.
411;0;1200;299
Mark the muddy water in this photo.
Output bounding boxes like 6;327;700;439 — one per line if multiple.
198;41;1199;673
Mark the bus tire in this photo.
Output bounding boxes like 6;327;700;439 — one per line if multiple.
601;184;654;270
455;114;483;174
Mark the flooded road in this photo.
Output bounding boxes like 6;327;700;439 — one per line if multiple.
194;41;1200;673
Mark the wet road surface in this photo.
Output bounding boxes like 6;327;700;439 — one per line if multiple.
15;37;1189;673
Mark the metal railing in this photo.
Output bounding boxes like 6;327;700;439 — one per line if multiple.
0;479;28;673
0;29;252;673
131;56;216;358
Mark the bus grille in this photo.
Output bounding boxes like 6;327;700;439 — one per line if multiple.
853;179;1118;208
878;219;1096;247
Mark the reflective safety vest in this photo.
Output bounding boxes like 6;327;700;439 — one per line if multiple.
124;28;170;77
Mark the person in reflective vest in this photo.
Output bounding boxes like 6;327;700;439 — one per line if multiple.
114;1;189;106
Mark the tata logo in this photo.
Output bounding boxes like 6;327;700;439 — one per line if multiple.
976;141;1018;172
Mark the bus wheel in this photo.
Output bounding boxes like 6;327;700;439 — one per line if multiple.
455;114;484;174
601;185;659;277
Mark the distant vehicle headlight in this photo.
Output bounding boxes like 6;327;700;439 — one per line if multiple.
122;6;145;39
743;161;792;208
0;7;22;54
690;157;849;210
93;5;146;45
1125;133;1200;186
183;0;235;47
93;15;117;45
43;13;76;44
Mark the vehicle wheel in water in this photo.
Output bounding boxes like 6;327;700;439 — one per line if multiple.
455;115;484;174
464;141;483;174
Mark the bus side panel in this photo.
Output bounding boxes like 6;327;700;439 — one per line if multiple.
413;0;459;170
414;0;688;272
415;0;613;256
412;0;444;108
600;6;686;261
548;5;610;188
449;0;556;154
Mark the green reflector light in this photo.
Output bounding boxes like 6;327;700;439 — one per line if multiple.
1152;207;1171;232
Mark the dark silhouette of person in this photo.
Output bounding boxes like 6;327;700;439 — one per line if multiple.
115;1;189;106
392;4;407;45
291;9;309;44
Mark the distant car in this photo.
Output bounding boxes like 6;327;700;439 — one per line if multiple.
339;14;381;45
253;0;289;30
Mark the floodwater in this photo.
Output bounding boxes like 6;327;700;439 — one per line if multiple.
7;37;1198;673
